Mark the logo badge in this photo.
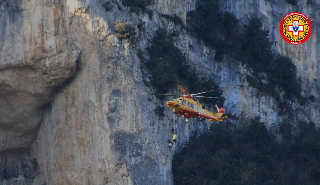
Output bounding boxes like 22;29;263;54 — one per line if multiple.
279;12;312;45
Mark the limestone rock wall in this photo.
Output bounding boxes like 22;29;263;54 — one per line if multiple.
0;0;319;184
14;0;209;184
220;0;320;124
0;0;79;152
0;0;79;184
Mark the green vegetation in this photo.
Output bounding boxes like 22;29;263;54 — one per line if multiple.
307;0;315;5
187;0;305;114
115;21;136;43
286;0;298;5
100;0;113;11
144;28;224;107
121;0;153;13
0;0;22;12
187;0;240;62
173;120;320;185
241;19;304;109
146;28;189;94
154;106;165;119
160;14;185;28
147;10;153;19
308;95;315;102
136;49;144;62
137;22;145;33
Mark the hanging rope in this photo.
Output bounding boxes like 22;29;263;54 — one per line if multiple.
173;112;176;134
169;110;178;148
170;112;177;147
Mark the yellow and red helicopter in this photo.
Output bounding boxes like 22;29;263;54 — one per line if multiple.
150;85;228;123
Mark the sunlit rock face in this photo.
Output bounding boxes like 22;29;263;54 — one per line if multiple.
0;0;319;184
0;0;79;184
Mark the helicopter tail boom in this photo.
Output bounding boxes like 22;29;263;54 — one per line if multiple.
209;116;228;122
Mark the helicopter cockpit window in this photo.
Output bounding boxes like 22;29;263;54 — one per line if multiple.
188;102;194;109
182;100;186;106
177;99;182;104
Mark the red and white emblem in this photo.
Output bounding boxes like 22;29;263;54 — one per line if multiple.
279;12;312;45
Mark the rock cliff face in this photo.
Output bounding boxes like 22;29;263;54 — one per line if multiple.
220;0;320;123
0;0;319;184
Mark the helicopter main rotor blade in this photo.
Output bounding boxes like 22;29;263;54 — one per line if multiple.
193;96;221;99
177;85;188;95
148;94;182;96
191;89;220;96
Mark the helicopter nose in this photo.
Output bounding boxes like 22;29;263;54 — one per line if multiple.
166;101;176;107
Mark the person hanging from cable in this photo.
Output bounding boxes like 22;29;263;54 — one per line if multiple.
172;134;177;143
168;134;177;148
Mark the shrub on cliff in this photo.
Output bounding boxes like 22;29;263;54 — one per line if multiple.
121;0;153;13
144;28;224;107
187;0;239;62
0;0;22;12
268;55;302;101
160;14;185;28
242;18;273;74
115;21;136;43
146;28;189;95
188;0;305;113
100;0;113;11
242;19;303;104
173;120;320;185
286;0;298;5
154;106;165;119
